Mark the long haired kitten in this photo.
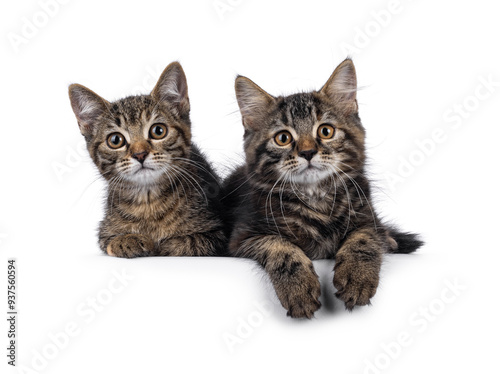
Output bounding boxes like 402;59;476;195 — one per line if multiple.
69;62;226;258
223;58;422;318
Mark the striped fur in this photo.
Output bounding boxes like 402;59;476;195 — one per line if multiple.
69;62;226;258
223;59;422;318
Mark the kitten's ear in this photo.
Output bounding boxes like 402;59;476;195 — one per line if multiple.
151;62;190;118
235;76;275;130
320;58;358;115
68;84;110;137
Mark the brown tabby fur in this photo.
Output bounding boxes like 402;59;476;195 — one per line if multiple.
68;62;226;258
222;59;422;318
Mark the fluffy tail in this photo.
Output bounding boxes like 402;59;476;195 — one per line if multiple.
386;228;424;254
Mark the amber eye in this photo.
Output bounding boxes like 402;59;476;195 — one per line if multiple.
274;131;293;146
149;123;168;140
317;124;335;139
107;133;126;149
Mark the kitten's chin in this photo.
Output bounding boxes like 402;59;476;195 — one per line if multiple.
290;166;332;185
124;168;163;186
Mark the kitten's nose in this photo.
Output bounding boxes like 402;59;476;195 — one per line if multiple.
132;151;149;164
298;149;318;161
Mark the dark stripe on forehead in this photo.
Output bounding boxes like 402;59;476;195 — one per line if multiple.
110;95;155;124
275;99;289;126
291;103;311;119
143;107;152;121
288;94;313;120
277;99;287;111
105;120;121;132
281;112;288;126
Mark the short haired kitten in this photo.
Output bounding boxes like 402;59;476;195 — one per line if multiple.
69;62;226;257
223;58;422;318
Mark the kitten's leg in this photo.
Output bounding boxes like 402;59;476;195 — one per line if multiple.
104;234;155;258
237;235;321;319
155;230;226;257
333;227;383;310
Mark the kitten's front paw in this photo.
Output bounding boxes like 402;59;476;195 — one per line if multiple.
275;271;321;319
333;258;379;311
106;235;154;258
285;287;321;319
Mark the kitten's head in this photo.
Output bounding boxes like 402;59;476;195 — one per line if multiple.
68;62;192;187
235;58;366;185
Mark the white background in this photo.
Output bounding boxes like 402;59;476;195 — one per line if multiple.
1;0;499;373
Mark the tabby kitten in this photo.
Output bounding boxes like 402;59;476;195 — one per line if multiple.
223;58;422;318
68;62;226;258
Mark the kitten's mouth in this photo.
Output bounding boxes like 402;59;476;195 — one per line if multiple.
299;163;322;173
135;166;154;173
290;163;330;184
124;165;163;185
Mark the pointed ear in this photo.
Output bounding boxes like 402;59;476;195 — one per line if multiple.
68;84;110;137
320;58;358;115
151;62;190;118
235;76;275;130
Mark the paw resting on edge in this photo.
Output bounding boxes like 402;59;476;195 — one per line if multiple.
333;258;379;311
106;234;154;258
275;270;322;319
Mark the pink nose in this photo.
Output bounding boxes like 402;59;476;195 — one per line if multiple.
132;151;148;163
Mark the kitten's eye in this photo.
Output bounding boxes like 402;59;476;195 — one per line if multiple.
107;133;126;149
274;131;293;146
317;124;335;139
149;124;168;140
